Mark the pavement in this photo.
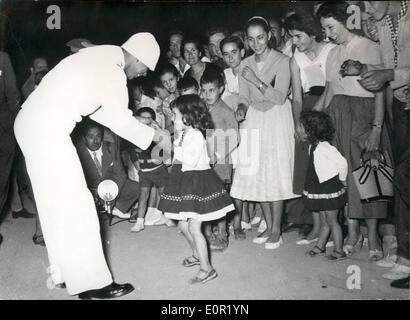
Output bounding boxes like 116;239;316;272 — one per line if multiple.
0;212;408;300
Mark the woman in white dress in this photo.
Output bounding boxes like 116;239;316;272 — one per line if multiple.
231;16;298;249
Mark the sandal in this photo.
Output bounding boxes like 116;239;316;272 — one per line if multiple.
181;255;200;267
189;268;218;284
326;250;347;262
33;235;46;246
306;245;326;257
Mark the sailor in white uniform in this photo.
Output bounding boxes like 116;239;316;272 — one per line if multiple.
14;33;167;299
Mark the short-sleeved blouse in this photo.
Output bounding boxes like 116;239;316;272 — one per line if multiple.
326;35;382;98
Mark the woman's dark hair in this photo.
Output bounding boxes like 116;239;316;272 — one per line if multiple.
180;37;204;60
171;94;214;137
300;110;335;143
284;13;324;42
244;16;274;49
135;107;156;121
316;1;350;26
158;62;180;79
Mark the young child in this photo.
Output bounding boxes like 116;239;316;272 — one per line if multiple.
300;111;348;261
158;95;234;284
177;76;199;96
159;63;180;97
130;107;173;232
200;70;239;250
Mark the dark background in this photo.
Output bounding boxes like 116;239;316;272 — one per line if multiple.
0;0;314;88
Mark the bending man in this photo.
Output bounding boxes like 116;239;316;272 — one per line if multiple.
14;33;167;299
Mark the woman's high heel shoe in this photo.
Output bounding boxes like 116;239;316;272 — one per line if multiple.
343;234;364;255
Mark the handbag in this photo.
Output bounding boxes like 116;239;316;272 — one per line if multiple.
352;150;394;203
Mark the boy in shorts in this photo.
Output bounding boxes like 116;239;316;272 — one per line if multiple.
130;107;173;232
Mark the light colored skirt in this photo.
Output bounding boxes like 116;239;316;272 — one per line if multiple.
230;100;299;202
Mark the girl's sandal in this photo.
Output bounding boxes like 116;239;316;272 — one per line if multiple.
181;255;200;267
306;245;326;257
326;250;347;262
188;269;218;284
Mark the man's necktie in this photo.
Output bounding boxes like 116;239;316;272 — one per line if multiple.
92;151;103;177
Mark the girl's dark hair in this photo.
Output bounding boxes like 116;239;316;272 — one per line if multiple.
316;1;349;26
284;13;324;42
244;16;274;49
158;62;180;79
171;94;214;137
300;110;335;143
180;37;204;59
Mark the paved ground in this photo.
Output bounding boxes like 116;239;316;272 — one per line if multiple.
0;212;408;300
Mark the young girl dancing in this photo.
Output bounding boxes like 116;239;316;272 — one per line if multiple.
300;111;348;261
158;95;235;284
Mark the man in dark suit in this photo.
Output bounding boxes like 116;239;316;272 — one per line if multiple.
0;51;20;247
76;118;139;219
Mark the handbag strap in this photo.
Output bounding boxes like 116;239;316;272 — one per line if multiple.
358;164;372;184
378;164;394;183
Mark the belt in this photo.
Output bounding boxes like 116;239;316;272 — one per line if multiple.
139;159;161;164
302;188;346;199
140;164;164;172
304;86;325;97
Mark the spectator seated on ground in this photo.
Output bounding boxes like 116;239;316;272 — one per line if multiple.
76;118;139;219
